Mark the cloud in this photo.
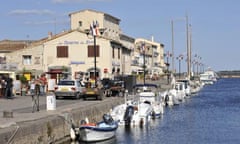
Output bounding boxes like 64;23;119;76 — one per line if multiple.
24;19;69;25
8;9;55;16
52;0;111;3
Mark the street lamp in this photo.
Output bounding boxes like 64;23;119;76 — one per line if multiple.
176;54;184;79
164;51;172;84
141;42;146;85
85;21;105;87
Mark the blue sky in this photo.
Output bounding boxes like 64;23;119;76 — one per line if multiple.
1;0;240;72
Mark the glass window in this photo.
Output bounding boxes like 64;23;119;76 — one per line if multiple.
22;55;32;65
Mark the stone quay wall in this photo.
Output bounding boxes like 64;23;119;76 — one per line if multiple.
0;98;124;144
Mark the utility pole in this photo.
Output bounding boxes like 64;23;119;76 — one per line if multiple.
171;20;175;74
186;14;191;79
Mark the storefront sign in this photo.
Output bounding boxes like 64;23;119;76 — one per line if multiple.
70;61;85;65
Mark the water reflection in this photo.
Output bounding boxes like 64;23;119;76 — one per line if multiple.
71;137;117;144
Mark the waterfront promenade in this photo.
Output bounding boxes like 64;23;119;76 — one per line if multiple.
0;77;171;143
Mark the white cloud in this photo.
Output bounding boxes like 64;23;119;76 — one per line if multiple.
8;9;55;16
24;19;69;25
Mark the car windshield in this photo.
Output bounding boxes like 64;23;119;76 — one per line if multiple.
58;81;74;85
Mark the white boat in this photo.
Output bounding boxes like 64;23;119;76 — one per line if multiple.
169;82;186;102
134;84;164;119
110;100;136;126
200;69;218;85
177;79;191;96
110;84;163;127
70;114;118;142
160;90;175;106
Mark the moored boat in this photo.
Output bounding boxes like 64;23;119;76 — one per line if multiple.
70;114;118;142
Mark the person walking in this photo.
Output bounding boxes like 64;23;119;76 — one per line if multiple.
5;76;13;99
39;74;47;96
30;79;35;96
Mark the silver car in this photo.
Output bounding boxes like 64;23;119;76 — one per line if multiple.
54;79;85;99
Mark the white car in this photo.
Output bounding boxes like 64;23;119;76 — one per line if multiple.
54;79;85;99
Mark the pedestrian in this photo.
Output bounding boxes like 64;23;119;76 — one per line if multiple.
1;79;6;98
5;76;13;99
30;79;35;96
39;74;47;95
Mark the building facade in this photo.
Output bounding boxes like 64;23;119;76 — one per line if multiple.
4;9;165;84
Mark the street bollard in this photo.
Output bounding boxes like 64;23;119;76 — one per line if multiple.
46;92;56;111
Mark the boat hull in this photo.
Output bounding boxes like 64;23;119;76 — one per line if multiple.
79;122;118;142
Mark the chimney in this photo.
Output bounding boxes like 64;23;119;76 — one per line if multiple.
151;36;154;42
48;32;53;39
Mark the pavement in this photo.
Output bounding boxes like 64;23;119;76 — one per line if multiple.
0;77;171;129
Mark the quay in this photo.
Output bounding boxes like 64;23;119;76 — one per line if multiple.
0;78;170;144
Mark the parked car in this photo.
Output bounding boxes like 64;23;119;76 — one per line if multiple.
54;79;85;99
82;81;104;100
109;80;125;97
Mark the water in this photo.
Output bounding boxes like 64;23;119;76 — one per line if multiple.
74;78;240;144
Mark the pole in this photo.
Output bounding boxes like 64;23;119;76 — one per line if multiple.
94;35;97;87
171;20;175;73
143;51;146;85
179;59;181;79
186;14;191;79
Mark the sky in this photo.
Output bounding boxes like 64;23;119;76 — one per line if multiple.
1;0;240;72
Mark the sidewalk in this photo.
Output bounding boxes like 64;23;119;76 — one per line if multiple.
0;94;94;129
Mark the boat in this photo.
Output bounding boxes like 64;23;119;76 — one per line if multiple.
160;89;176;106
110;98;153;127
176;79;191;96
200;69;218;85
70;114;118;142
169;82;186;102
134;84;164;119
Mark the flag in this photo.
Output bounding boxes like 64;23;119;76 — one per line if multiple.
90;20;99;36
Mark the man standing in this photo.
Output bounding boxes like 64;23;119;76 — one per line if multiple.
5;75;13;99
39;74;47;96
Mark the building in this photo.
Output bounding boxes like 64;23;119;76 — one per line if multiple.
4;9;165;84
132;38;165;76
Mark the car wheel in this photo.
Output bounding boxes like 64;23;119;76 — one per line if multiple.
75;93;80;99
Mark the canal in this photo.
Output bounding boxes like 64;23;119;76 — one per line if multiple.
71;78;240;144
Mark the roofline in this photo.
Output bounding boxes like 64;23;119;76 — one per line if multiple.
69;9;121;22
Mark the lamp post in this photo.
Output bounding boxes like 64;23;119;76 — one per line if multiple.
141;42;146;85
177;54;184;79
164;51;172;84
85;21;105;87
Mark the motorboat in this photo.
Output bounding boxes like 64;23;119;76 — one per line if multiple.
70;114;118;142
134;84;164;119
160;89;176;106
200;69;218;85
169;82;186;102
177;79;191;96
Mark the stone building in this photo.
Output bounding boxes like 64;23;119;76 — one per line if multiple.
4;9;165;84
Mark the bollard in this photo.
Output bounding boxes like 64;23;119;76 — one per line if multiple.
46;92;56;111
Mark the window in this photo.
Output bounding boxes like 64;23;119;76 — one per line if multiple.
22;55;32;65
88;45;100;57
78;21;82;27
118;48;120;59
112;47;115;58
57;46;68;58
